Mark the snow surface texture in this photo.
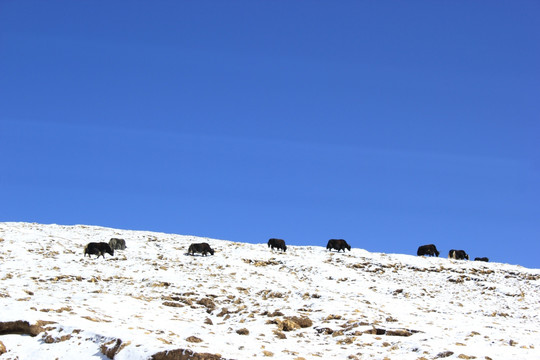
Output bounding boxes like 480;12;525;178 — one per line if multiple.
0;222;539;360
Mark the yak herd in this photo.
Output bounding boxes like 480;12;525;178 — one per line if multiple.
417;243;489;262
83;237;488;262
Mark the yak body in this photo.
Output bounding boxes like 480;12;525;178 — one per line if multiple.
84;242;114;259
326;239;351;252
474;257;489;262
417;244;440;257
109;238;126;250
449;249;469;260
267;238;287;252
188;243;214;256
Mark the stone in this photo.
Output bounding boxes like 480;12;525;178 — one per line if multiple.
101;338;125;359
236;328;249;335
151;349;226;360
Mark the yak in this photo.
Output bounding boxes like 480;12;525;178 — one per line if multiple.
474;257;489;262
84;242;114;259
188;242;215;256
417;244;440;257
326;239;351;252
448;249;469;260
109;238;126;250
267;238;287;252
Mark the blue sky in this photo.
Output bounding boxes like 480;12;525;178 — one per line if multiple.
1;1;539;268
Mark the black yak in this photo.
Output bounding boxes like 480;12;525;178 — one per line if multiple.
448;249;469;260
267;238;287;252
474;257;489;262
417;244;440;257
84;242;114;259
188;243;215;256
326;239;351;252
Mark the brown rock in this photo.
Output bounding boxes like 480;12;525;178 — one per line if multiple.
386;329;412;337
217;308;229;317
43;334;72;343
337;337;355;345
0;341;6;355
236;328;249;335
197;298;216;311
436;351;454;358
363;328;386;335
163;301;184;308
150;348;226;360
0;320;55;337
325;314;343;321
315;327;334;335
278;319;301;332
101;338;125;359
43;335;55;344
286;316;312;328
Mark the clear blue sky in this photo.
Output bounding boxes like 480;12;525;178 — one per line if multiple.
1;1;538;268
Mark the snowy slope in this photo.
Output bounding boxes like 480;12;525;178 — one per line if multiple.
0;222;539;359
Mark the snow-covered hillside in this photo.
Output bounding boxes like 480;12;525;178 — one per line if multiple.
0;222;539;360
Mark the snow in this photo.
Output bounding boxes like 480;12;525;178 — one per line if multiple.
1;222;539;359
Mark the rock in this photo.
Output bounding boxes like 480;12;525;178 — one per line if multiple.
197;298;216;311
101;338;127;359
363;328;386;335
236;328;249;335
217;308;229;317
43;335;55;344
186;336;203;343
337;337;356;345
163;301;184;308
273;330;287;339
325;314;343;321
316;327;334;335
278;319;301;332
0;341;6;355
150;348;226;360
286;316;312;328
386;329;412;337
43;334;72;343
263;350;274;356
0;320;55;337
265;310;284;317
436;351;454;358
